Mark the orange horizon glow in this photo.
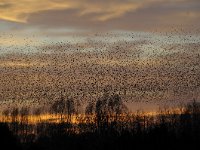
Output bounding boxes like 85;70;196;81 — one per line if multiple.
0;107;184;125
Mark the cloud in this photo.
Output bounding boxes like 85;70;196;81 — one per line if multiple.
0;0;141;23
0;0;75;22
0;0;200;31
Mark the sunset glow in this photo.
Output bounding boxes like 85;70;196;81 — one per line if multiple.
0;1;200;149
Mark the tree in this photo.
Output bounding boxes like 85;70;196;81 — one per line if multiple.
65;97;75;123
33;107;42;123
51;96;75;123
2;109;10;123
85;102;95;115
20;107;29;142
108;94;128;121
51;98;65;122
95;93;128;132
185;99;200;137
95;94;109;130
20;107;29;124
10;107;19;134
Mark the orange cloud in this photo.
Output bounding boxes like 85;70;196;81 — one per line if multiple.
0;0;73;23
0;0;145;23
0;0;199;31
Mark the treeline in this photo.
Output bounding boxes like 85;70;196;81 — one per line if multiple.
1;93;200;150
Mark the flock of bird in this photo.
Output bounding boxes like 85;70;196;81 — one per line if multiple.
0;30;200;113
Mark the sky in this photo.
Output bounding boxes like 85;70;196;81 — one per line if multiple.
0;0;200;32
0;0;200;112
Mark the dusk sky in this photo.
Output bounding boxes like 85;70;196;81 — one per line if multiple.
0;0;200;112
0;0;200;32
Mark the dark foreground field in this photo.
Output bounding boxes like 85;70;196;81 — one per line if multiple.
0;120;200;150
1;100;200;150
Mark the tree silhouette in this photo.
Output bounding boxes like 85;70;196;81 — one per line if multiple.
2;109;10;123
10;107;19;135
51;98;65;122
19;107;29;142
95;92;127;132
85;102;95;115
108;94;128;121
65;97;75;123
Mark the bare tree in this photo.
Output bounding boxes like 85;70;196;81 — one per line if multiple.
85;102;95;115
51;98;65;122
108;94;128;121
20;107;29;124
2;109;10;123
33;107;42;122
10;107;19;134
95;93;109;131
20;107;29;142
95;92;128;132
65;97;75;123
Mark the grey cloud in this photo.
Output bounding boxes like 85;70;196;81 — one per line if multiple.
25;0;200;31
